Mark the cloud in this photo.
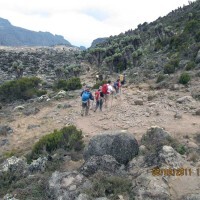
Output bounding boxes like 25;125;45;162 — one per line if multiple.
0;0;195;47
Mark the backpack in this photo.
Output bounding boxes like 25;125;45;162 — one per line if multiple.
114;82;118;89
102;84;108;94
82;91;90;102
95;91;100;101
118;81;121;87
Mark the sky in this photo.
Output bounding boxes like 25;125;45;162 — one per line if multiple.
0;0;195;48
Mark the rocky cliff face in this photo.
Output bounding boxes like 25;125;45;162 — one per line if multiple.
0;17;72;47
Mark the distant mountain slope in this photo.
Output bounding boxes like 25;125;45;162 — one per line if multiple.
0;17;72;46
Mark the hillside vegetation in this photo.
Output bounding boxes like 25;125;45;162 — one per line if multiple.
84;0;200;83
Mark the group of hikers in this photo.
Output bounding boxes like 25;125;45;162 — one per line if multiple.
81;73;126;116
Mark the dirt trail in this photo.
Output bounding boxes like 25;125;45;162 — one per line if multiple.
1;83;200;155
0;67;200;154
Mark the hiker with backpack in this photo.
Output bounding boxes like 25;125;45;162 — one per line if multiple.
80;86;94;116
121;73;126;85
102;80;113;108
94;86;104;112
113;79;121;95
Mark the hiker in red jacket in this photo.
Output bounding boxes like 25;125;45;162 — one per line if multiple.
94;86;105;112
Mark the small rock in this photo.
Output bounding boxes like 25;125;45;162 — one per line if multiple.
13;105;25;111
176;96;193;104
134;99;144;105
195;109;200;115
0;125;13;136
187;141;199;149
174;112;182;119
76;194;90;200
69;185;76;191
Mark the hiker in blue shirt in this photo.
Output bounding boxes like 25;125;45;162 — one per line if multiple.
81;86;94;116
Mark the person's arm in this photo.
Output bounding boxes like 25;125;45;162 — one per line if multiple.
89;92;94;100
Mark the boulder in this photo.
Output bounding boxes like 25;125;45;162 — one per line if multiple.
132;171;170;200
83;131;139;165
49;171;88;200
141;126;170;147
80;155;124;177
159;146;185;168
28;157;48;173
0;156;27;172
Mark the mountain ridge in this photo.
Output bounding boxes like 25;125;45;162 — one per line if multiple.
0;17;72;47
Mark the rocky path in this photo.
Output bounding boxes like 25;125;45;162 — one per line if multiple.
1;84;200;154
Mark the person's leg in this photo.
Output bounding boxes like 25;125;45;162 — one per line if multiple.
104;94;108;108
85;101;90;115
106;94;110;108
94;100;99;112
81;102;86;116
100;99;103;111
119;87;121;95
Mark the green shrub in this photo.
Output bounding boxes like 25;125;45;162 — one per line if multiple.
184;20;200;36
164;63;175;74
54;77;82;91
185;61;195;71
156;74;165;83
84;172;135;200
0;172;50;199
31;125;84;159
164;58;179;74
92;80;107;89
0;77;46;102
176;144;186;155
179;72;191;85
195;31;200;42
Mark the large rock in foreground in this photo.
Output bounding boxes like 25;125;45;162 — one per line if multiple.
80;155;124;177
83;131;139;165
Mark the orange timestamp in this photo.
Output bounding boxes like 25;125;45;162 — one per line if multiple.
151;167;200;176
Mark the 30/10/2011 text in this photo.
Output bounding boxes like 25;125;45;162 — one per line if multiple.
151;168;200;176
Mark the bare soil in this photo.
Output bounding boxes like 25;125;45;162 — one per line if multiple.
0;83;199;155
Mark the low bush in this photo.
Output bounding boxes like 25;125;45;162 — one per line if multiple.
84;172;135;200
185;61;195;71
54;77;82;91
164;63;175;74
179;72;191;85
156;74;165;83
164;58;179;74
0;172;51;199
30;125;84;159
0;77;46;102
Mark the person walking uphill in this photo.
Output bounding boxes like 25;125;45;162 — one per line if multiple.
102;80;113;108
81;86;94;116
94;86;104;112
